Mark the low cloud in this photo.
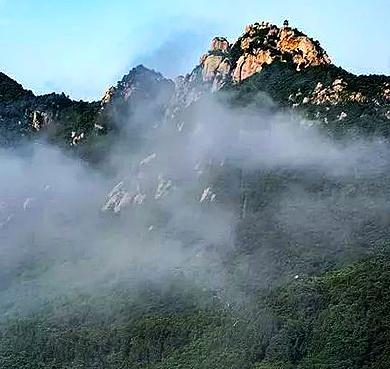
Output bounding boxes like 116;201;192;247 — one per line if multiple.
1;84;389;320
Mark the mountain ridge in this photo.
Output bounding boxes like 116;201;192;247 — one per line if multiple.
1;21;390;152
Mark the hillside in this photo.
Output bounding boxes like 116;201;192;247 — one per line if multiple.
0;21;390;369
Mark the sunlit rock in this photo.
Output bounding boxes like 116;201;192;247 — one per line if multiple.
101;86;115;106
232;22;331;82
32;110;52;131
210;37;229;52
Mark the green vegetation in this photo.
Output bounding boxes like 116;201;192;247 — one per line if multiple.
227;62;390;138
267;256;390;369
2;255;390;368
302;257;390;368
0;72;100;148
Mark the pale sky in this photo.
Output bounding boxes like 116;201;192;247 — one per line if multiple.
0;0;389;101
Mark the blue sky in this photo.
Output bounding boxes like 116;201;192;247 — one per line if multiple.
0;0;389;101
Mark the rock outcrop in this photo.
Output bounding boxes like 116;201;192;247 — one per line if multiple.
198;37;232;91
194;22;331;88
101;86;115;106
292;79;367;106
231;22;331;82
383;82;390;100
167;21;333;124
32;110;52;131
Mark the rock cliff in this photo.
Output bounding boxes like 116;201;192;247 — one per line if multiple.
192;21;331;90
232;22;330;82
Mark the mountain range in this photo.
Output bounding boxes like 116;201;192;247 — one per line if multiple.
1;21;389;151
1;21;390;369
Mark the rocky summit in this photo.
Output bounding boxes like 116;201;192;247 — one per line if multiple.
198;21;331;91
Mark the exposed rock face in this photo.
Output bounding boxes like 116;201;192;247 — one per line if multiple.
231;22;331;82
233;50;273;81
210;37;229;52
161;21;390;137
199;187;217;203
165;37;232;120
174;74;204;106
383;83;390;100
32;110;52;131
192;22;331;91
101;86;115;106
291;79;367;106
170;22;333;123
100;66;175;112
154;175;172;199
311;79;351;105
71;131;85;146
277;28;331;68
101;151;176;214
199;37;231;90
116;65;174;103
201;54;225;82
164;69;207;127
101;182;136;213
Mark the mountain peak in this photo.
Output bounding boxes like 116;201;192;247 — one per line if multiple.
101;65;174;107
198;21;331;90
120;64;166;84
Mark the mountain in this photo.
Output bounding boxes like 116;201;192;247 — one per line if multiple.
1;21;390;369
1;21;389;149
